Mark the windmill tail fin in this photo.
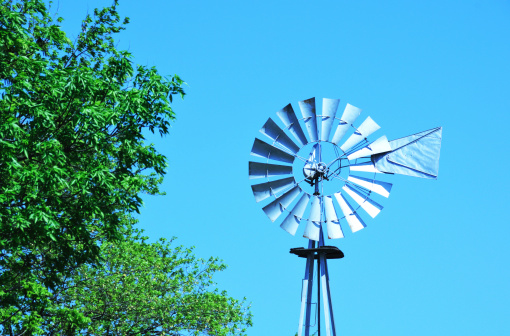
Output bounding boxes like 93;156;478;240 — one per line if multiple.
372;127;442;179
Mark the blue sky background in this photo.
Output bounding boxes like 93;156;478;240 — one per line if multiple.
57;1;509;335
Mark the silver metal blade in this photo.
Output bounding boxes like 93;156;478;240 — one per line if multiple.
347;175;392;198
251;138;295;164
251;177;296;203
349;162;383;174
340;116;380;153
276;103;308;147
320;98;340;142
331;104;362;145
347;135;392;160
333;192;366;233
262;185;301;222
249;161;293;179
324;195;344;239
303;196;321;241
299;98;318;142
260;118;300;154
342;184;383;218
280;193;311;236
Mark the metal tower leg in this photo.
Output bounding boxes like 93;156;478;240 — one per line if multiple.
320;254;337;336
298;240;315;336
324;259;337;336
318;229;336;336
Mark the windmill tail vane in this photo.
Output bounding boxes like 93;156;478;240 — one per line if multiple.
372;126;442;179
248;97;442;336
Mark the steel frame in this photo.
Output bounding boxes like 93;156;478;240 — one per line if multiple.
292;227;343;336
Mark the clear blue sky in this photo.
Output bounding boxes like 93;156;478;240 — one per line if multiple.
57;1;509;335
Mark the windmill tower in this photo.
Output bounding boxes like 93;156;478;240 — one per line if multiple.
249;97;442;336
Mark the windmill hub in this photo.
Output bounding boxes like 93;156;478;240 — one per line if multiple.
302;161;318;179
303;161;323;177
316;162;327;174
303;160;329;187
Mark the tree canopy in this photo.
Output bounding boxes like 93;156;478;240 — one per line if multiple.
0;0;183;280
4;218;252;335
0;1;252;334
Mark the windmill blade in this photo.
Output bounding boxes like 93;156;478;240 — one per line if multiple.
276;103;308;147
251;177;296;203
347;135;392;160
320;98;340;142
349;162;383;174
340;117;380;153
280;193;311;235
333;192;366;233
342;184;383;218
249;161;293;179
303;196;321;241
299;98;318;142
324;195;344;239
260;118;300;154
331;104;362;145
262;186;301;222
347;175;392;198
251;138;295;164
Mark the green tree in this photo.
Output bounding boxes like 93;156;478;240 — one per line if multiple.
0;1;252;335
0;0;189;332
5;218;252;335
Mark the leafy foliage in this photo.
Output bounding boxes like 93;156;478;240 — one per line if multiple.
0;0;214;333
5;218;252;335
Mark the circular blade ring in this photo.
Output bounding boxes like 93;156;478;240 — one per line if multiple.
249;97;393;238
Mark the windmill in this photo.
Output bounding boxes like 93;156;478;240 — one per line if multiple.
248;97;442;336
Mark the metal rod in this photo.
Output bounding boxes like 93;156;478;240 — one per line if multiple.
319;226;333;336
324;259;337;336
320;254;332;336
317;250;321;336
303;240;316;336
